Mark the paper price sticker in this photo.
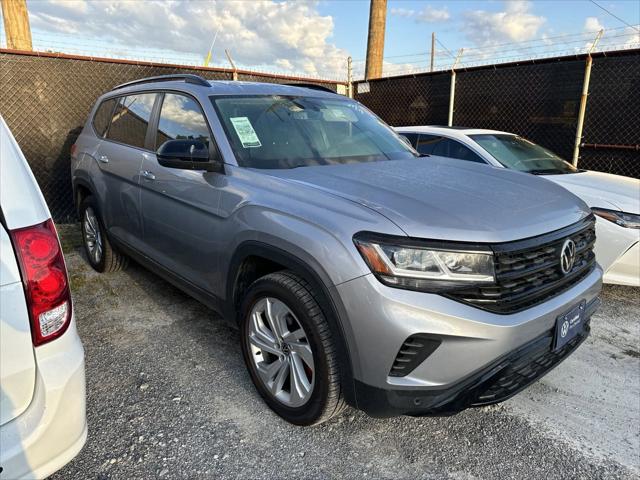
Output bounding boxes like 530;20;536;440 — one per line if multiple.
230;117;262;148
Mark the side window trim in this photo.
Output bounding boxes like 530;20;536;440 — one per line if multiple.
145;93;164;151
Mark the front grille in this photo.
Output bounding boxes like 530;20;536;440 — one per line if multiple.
389;334;441;377
449;217;596;314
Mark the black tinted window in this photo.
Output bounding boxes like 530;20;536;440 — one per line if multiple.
416;135;443;154
431;138;485;163
92;98;116;137
400;133;419;148
107;94;156;149
156;93;210;149
447;140;485;163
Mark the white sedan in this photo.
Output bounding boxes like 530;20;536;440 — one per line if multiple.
1;116;87;478
396;126;640;286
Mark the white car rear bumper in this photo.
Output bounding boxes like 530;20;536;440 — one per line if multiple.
0;316;86;479
604;241;640;287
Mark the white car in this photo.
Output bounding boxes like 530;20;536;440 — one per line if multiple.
396;126;640;286
0;116;87;479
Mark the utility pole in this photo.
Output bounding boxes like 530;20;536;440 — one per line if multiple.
365;0;387;80
225;49;238;81
572;29;604;166
430;32;435;72
1;0;32;50
347;56;353;98
448;48;464;127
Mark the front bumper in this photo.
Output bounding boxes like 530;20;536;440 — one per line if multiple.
353;297;599;417
334;265;602;414
603;241;639;287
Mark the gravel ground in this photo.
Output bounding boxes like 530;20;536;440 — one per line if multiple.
52;225;639;480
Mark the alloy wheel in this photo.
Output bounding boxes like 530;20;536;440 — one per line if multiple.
247;297;315;408
83;206;103;265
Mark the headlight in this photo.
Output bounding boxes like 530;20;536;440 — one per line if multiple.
354;233;495;291
592;208;640;229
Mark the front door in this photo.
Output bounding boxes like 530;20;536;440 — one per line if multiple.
139;92;222;291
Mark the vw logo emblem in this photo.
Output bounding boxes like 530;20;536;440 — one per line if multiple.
560;239;576;275
560;320;570;338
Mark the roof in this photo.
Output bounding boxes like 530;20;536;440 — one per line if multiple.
395;125;512;137
109;75;339;98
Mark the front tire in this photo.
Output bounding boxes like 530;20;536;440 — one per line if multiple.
79;196;128;273
239;271;345;425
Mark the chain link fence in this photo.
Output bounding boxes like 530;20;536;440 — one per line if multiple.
0;50;345;221
580;52;640;177
355;49;639;179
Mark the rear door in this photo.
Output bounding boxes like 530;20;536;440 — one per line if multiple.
0;223;36;425
95;93;158;250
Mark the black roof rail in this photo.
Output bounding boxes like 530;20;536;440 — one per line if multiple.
284;83;336;93
112;74;210;91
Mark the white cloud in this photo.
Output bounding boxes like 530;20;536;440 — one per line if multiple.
47;0;88;13
416;6;450;23
462;0;546;46
391;6;450;23
27;0;349;78
584;17;605;33
390;7;414;18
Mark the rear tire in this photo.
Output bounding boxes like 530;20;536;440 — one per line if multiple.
239;270;345;426
79;196;128;273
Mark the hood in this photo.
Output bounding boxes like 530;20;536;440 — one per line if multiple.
544;170;640;214
264;157;591;243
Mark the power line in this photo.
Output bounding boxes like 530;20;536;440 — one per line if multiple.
589;0;640;32
435;38;455;59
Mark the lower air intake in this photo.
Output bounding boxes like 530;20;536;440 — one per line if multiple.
389;334;441;377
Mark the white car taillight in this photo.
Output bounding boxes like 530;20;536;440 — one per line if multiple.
10;219;72;346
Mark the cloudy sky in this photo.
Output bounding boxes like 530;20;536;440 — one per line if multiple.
2;0;639;79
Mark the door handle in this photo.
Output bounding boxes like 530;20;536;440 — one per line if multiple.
141;170;156;180
98;155;109;163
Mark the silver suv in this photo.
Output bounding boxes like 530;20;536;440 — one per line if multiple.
71;75;602;425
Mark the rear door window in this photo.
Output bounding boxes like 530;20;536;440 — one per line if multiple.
432;138;486;163
416;134;443;155
106;93;157;149
155;93;211;150
92;98;116;137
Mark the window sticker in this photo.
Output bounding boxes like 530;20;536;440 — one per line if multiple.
230;117;262;148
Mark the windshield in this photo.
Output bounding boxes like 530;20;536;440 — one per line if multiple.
212;95;416;169
470;134;578;174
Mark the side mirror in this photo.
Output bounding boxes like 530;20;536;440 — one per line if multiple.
156;139;221;172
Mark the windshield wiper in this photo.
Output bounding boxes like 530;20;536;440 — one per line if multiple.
528;168;569;175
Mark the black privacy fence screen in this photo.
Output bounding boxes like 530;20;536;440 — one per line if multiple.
0;50;344;222
1;48;638;222
355;49;639;180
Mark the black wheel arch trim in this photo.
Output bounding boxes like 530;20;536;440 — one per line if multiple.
227;240;358;406
72;177;98;213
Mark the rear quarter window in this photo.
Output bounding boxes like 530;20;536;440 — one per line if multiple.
92;98;116;137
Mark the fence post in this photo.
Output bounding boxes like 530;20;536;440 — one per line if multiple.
572;29;604;166
448;48;463;127
347;56;353;98
225;49;238;81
